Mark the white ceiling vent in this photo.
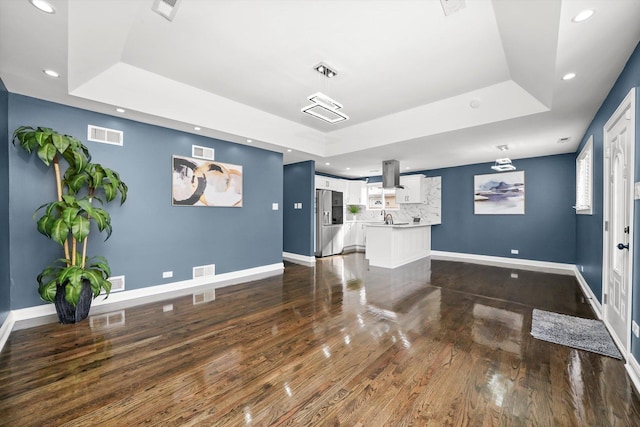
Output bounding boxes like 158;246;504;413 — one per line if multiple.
440;0;466;16
88;125;123;146
152;0;182;21
192;145;215;160
193;289;216;305
193;264;215;280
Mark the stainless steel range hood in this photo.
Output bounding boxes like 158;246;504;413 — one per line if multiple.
382;160;402;189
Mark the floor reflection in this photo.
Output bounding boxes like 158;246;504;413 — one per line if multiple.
472;303;523;355
2;254;639;426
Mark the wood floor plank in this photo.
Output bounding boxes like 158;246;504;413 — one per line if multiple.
1;255;640;426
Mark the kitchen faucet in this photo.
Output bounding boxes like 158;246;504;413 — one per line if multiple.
384;213;394;225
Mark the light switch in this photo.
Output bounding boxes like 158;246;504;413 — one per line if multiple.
272;203;279;210
634;182;640;200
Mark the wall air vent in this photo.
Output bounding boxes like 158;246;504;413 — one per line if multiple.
87;125;123;146
193;289;216;305
192;145;215;160
152;0;182;21
104;275;125;294
193;264;215;280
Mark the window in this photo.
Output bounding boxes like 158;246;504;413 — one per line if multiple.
576;136;593;215
367;183;398;210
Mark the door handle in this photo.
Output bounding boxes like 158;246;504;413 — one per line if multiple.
617;243;629;250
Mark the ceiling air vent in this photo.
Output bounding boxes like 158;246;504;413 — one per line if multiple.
193;264;215;280
152;0;182;21
192;145;215;160
440;0;466;16
87;125;123;146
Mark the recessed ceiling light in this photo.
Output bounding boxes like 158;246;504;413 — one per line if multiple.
325;162;331;166
496;144;509;151
346;167;351;170
29;0;55;13
194;126;201;131
115;108;125;113
562;72;576;81
43;69;59;78
469;98;481;109
247;139;252;143
287;149;292;152
572;9;595;23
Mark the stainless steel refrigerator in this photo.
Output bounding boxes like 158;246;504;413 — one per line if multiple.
315;189;344;257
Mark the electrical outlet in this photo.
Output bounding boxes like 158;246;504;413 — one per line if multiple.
272;203;279;210
580;265;584;273
633;321;640;338
511;273;518;279
511;249;519;255
163;304;173;312
162;271;173;278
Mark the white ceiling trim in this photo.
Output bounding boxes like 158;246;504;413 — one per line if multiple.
325;80;549;157
69;62;329;156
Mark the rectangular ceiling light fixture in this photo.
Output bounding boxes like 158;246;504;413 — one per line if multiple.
491;158;516;172
302;92;349;124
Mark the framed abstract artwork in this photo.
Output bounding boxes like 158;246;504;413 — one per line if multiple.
172;155;243;207
474;171;524;215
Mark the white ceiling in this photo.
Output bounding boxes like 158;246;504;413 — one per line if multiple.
2;0;640;177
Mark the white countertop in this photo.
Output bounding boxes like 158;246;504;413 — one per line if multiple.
366;223;431;228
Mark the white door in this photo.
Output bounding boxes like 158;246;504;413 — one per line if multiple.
603;88;636;353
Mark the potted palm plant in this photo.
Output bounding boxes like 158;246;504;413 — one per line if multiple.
12;126;127;323
347;204;361;219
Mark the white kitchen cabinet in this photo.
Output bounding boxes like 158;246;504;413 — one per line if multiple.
356;223;367;247
343;222;356;248
343;221;368;252
346;180;367;205
315;175;345;192
397;174;425;204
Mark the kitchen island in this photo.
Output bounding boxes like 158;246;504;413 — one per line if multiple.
365;223;431;268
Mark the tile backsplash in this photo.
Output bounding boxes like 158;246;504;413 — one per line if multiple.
347;176;441;225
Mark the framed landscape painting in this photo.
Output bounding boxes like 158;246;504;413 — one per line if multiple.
172;155;243;207
474;171;524;215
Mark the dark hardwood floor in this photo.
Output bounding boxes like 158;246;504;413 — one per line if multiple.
1;254;639;426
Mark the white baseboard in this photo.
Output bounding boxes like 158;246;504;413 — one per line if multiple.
9;262;284;324
627;354;640;396
0;312;15;353
430;251;575;275
283;252;316;267
573;267;603;319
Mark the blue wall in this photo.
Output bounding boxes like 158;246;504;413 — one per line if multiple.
8;94;283;309
425;155;576;264
0;79;9;324
283;161;315;257
575;41;640;360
